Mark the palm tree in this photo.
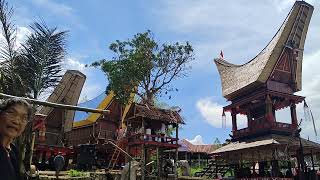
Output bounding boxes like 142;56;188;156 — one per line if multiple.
0;0;68;175
18;21;68;172
0;0;26;96
21;22;67;99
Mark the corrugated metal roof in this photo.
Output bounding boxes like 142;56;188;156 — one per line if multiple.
212;134;320;155
179;139;219;154
74;92;106;121
212;139;278;154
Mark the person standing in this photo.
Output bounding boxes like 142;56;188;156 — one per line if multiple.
54;152;65;179
0;98;31;180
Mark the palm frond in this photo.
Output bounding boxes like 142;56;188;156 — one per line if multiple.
21;21;67;98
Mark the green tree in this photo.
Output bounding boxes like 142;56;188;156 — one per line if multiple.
0;0;26;96
213;137;221;145
20;22;67;99
92;30;194;105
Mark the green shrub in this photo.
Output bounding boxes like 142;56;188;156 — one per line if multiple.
67;169;86;177
190;166;205;176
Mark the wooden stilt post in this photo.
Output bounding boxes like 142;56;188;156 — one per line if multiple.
247;107;252;129
231;108;237;132
311;151;315;170
206;157;208;166
174;123;179;180
290;101;298;128
141;117;146;180
156;147;160;180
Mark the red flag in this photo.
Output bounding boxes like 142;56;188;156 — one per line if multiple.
220;50;224;58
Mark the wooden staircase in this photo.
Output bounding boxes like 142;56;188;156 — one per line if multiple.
107;138;127;170
194;159;231;178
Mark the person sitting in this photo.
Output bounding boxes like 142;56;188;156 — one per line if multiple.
0;98;31;180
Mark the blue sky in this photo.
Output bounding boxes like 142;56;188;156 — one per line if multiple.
10;0;320;144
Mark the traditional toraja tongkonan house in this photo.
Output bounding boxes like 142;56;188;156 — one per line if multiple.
178;139;219;168
123;103;183;180
32;70;86;169
66;91;122;146
196;1;320;180
66;91;133;169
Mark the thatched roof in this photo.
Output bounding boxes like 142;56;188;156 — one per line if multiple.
215;1;314;100
125;103;184;124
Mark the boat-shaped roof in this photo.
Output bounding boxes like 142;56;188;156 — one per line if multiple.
215;1;313;100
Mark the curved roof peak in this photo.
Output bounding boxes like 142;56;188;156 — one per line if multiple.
214;1;314;100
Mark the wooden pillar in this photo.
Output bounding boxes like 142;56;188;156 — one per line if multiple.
311;151;315;170
290;102;298;128
231;108;237;132
271;160;279;177
259;161;266;176
141;117;146;180
156;147;161;180
198;154;201;168
125;120;129;163
61;109;66;145
125;146;130;164
247;108;252;128
174;123;179;180
265;94;275;122
296;137;305;180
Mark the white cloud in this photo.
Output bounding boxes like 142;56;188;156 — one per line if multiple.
296;50;320;141
271;0;295;12
30;0;87;30
186;135;205;145
16;26;31;48
149;1;289;69
61;57;105;101
196;97;247;129
31;0;73;17
151;1;281;35
271;0;316;12
63;58;86;71
0;26;31;52
150;0;319;71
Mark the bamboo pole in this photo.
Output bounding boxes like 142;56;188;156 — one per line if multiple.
0;93;110;114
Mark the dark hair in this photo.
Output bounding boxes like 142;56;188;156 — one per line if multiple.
0;98;32;120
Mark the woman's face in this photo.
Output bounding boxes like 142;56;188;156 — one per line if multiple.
0;104;28;139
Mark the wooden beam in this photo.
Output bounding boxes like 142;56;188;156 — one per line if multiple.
0;93;110;114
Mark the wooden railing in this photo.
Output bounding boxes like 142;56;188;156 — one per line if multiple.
233;121;294;138
128;133;178;145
